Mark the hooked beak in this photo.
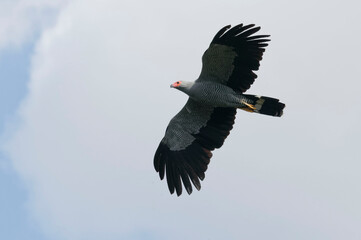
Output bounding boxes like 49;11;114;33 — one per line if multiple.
170;84;175;88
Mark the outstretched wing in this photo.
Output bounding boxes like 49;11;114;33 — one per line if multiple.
154;99;236;196
198;24;270;92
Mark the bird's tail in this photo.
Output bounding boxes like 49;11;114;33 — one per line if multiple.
239;94;285;117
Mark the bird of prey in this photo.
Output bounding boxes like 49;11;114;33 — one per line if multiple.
154;23;285;196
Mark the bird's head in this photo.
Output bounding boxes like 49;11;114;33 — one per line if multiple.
170;81;194;92
170;81;182;88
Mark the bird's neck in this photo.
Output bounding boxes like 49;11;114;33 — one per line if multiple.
178;81;195;95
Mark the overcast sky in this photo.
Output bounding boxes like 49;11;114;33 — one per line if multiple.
1;0;361;239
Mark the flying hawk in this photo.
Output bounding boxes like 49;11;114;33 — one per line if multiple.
154;23;285;196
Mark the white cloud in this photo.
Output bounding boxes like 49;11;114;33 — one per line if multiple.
2;0;361;239
0;0;68;51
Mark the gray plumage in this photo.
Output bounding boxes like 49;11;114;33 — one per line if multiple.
154;23;286;196
185;81;249;108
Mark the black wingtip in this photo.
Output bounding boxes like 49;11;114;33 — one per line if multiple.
211;25;231;43
153;141;212;196
211;23;270;46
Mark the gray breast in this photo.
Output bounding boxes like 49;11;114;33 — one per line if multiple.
188;82;240;108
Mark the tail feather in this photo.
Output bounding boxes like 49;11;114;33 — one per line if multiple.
240;94;285;117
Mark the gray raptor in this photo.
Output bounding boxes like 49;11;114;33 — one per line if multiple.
154;23;285;196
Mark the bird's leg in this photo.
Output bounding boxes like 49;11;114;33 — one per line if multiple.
239;100;256;113
242;101;256;110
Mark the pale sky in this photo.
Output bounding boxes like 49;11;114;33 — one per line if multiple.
1;0;361;239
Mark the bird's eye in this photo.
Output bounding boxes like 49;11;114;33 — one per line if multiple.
176;81;180;84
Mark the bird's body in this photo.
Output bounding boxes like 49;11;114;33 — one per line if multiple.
154;23;286;196
182;81;245;108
